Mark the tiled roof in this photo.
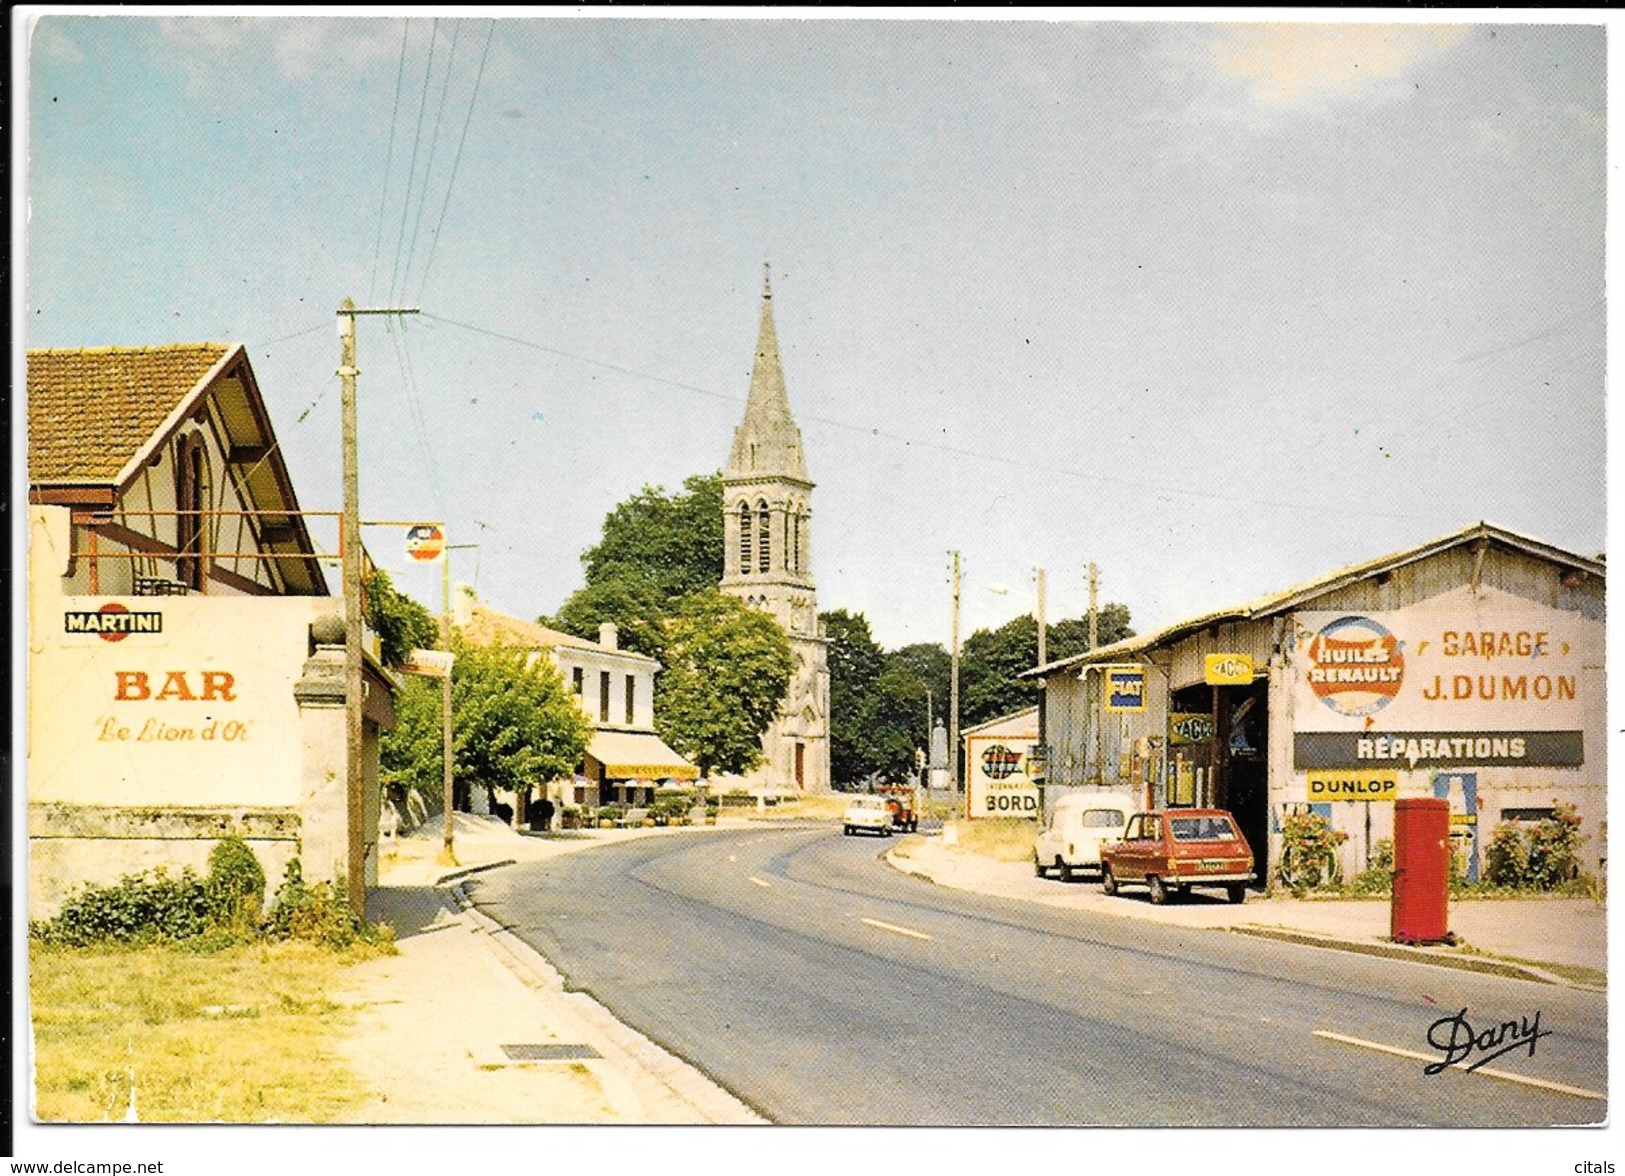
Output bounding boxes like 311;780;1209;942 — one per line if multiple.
460;604;657;663
27;344;233;483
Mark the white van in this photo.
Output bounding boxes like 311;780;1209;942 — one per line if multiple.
1033;792;1137;882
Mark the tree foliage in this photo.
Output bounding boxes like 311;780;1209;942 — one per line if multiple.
581;471;724;601
959;606;1135;728
381;639;592;805
822;609;885;786
365;569;440;668
655;591;792;778
545;577;669;662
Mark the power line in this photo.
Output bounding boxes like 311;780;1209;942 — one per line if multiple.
368;19;413;305
418;19;495;302
418;311;1424;523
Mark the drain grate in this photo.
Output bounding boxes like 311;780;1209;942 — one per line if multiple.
501;1043;602;1061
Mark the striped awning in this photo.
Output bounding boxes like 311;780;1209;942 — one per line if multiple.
586;730;698;780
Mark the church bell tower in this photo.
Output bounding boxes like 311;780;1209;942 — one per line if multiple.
720;267;830;792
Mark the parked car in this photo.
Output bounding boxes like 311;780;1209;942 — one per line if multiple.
842;794;893;837
1033;792;1136;882
1100;808;1254;905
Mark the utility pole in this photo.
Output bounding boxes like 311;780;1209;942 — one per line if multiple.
337;297;418;915
949;550;961;797
440;542;478;863
1035;566;1048;821
1088;561;1099;651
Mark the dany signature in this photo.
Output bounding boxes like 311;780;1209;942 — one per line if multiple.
1424;1007;1550;1075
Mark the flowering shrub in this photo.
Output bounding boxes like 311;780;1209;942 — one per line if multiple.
1277;810;1346;892
1484;804;1586;891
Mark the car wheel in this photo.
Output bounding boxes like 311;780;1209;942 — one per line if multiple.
1059;860;1075;884
843;826;852;836
1148;876;1169;905
1033;854;1047;878
1101;866;1118;896
1227;883;1246;905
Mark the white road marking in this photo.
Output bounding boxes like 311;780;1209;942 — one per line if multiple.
748;876;770;888
1312;1030;1605;1101
861;917;933;942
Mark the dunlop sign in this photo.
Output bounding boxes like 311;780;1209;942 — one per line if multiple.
1306;770;1398;802
1205;653;1254;685
1104;665;1147;712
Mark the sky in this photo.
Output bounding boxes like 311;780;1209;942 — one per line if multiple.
18;12;1608;654
8;6;1616;1168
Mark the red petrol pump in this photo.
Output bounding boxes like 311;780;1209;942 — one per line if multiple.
1391;797;1454;945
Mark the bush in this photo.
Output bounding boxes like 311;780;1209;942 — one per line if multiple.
1278;810;1346;892
204;836;267;933
1345;837;1394;895
1482;804;1587;892
262;859;391;951
31;867;213;948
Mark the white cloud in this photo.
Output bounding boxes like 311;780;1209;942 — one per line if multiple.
1210;23;1467;113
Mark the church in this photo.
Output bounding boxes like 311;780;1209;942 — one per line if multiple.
718;271;831;792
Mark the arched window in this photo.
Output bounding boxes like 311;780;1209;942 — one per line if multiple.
790;507;801;572
175;434;207;592
757;502;771;573
739;502;753;574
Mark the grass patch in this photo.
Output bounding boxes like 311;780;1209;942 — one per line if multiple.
946;818;1038;862
747;794;849;821
28;940;370;1122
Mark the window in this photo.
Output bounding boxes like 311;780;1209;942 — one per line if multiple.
739;503;753;573
791;509;800;572
625;676;636;724
599;671;611;722
572;667;584;695
758;502;770;573
1082;809;1127;829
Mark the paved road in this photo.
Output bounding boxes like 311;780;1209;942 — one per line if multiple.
468;824;1607;1126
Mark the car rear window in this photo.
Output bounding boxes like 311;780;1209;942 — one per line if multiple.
1170;816;1238;841
1081;809;1126;828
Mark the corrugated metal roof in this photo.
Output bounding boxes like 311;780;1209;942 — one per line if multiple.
1024;521;1604;679
28;344;234;483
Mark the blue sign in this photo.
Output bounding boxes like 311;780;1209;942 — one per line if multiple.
1105;666;1147;712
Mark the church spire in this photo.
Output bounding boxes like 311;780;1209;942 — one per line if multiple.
726;264;811;484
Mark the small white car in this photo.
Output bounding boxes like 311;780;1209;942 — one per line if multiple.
843;794;893;837
1034;792;1136;882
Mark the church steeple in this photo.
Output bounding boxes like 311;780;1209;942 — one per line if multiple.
726;264;811;484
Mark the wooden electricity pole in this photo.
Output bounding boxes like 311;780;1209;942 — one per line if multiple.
949;550;961;796
337;298;418;915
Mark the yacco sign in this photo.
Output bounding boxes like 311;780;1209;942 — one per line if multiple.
1168;712;1215;745
64;603;163;642
1104;665;1146;712
1204;652;1253;686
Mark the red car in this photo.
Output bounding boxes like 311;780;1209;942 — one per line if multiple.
1100;808;1254;905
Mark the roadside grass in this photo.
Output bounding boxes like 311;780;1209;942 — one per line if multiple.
945;818;1037;862
28;940;370;1122
748;794;848;822
1454;947;1607;990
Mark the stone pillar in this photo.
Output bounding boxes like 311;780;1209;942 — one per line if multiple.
293;617;348;887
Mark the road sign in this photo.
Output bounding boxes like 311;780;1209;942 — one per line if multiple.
400;649;454;678
405;524;445;563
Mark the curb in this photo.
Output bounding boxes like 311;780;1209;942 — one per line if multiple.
1228;925;1602;990
446;882;767;1125
431;858;517;886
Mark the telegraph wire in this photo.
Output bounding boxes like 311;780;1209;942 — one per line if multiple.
418;19;496;303
388;18;441;308
418;311;1427;524
398;18;462;307
368;18;414;305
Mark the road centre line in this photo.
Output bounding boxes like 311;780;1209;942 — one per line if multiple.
861;917;933;942
748;876;771;888
1312;1030;1605;1101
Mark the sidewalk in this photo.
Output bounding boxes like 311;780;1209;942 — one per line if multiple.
331;813;764;1124
888;834;1607;985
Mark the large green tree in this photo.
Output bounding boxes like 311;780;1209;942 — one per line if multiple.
381;639;592;813
655;591;792;778
822;609;886;787
581;471;724;601
545;577;670;662
959;606;1134;728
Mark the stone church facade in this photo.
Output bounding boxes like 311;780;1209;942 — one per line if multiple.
719;273;831;792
